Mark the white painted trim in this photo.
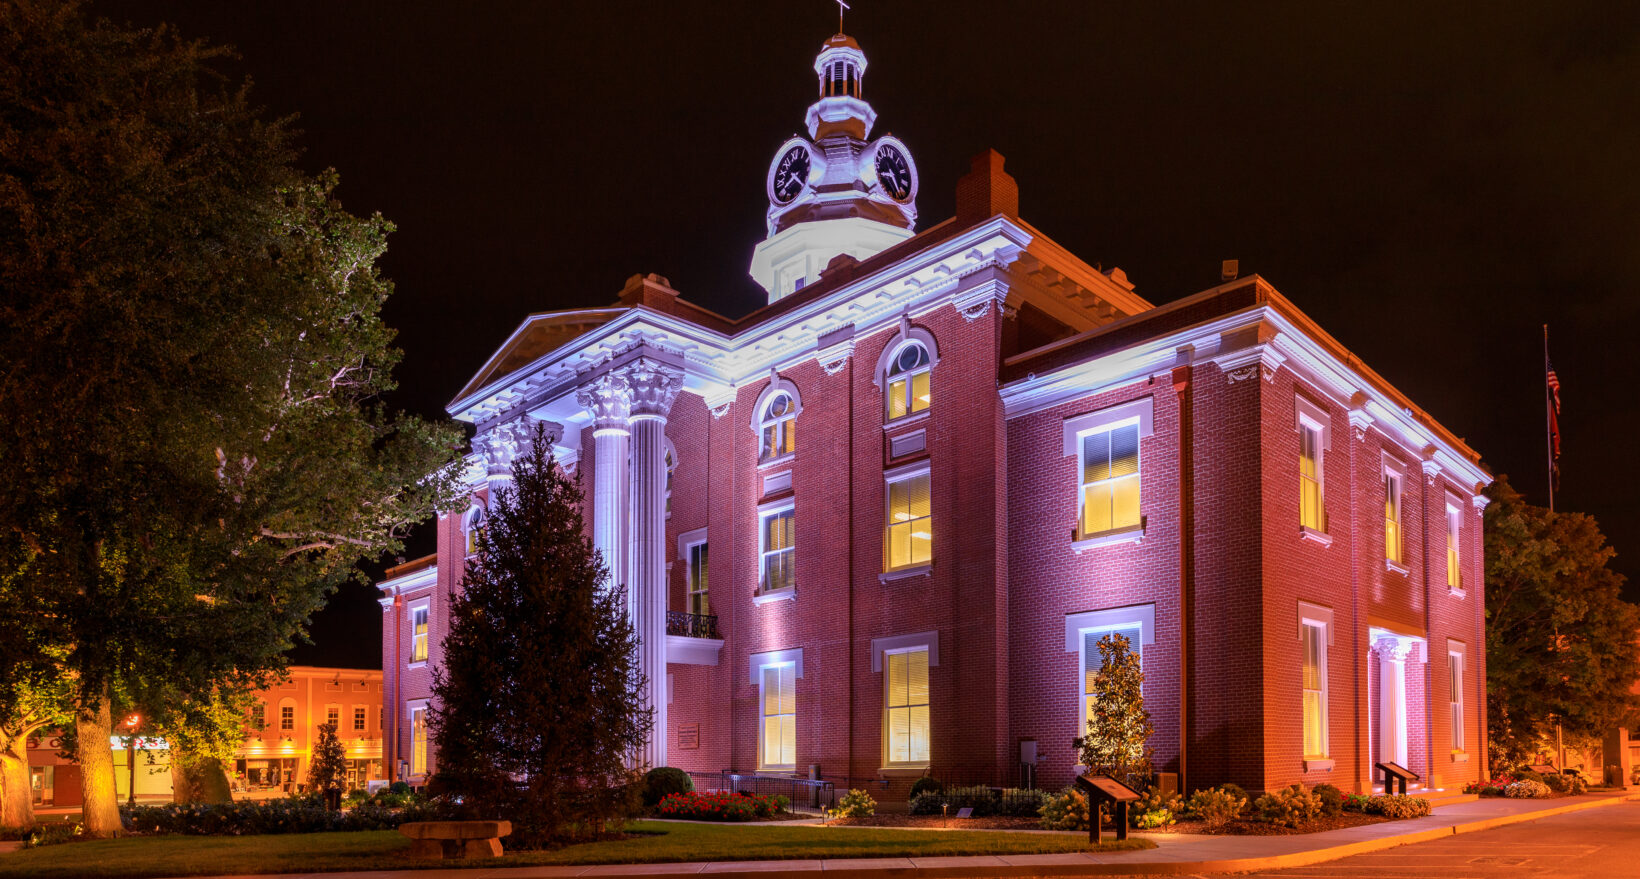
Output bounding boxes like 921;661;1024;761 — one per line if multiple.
1061;397;1155;457
676;526;708;565
872;318;941;390
750;370;803;439
869;631;940;672
666;635;722;666
1297;600;1335;645
748;648;804;685
883;459;931;483
1064;603;1155;653
1071;523;1145;551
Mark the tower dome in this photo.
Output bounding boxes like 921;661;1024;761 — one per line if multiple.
749;32;919;303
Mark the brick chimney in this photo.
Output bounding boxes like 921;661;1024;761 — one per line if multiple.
955;149;1019;224
615;272;680;312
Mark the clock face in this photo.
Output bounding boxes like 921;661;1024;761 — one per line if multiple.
875;144;913;202
772;145;810;205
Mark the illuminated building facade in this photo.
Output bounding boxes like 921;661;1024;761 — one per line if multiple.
235;665;385;793
378;32;1490;797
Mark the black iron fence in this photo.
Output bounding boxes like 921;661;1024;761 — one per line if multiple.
687;771;836;814
665;610;720;639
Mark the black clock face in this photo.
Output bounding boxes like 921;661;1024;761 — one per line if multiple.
772;145;810;204
875;145;913;201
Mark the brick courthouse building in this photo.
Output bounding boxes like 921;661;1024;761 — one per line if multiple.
379;33;1491;799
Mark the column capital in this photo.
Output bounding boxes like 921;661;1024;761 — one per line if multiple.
620;357;685;420
1373;636;1414;663
475;416;561;484
576;372;634;433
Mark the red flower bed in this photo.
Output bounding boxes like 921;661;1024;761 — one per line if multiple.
655;791;782;821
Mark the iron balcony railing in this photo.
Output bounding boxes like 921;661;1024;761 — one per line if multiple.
665;610;721;640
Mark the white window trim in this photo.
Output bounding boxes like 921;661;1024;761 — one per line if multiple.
407;700;430;777
408;601;431;667
678;526;709;616
883;462;933;574
1297;403;1328;536
461;501;486;557
1075;620;1143;746
1298;601;1333;765
1060;397;1156;457
757;499;796;597
324;703;341;729
353;705;367;733
1383;455;1408;573
752;656;799;772
872;317;941;390
1447;639;1466;755
869;631;940;672
748;647;805;684
1445;493;1466;596
879;644;933;770
1063;604;1155;654
750;371;802;463
1072;414;1144;543
278;698;297;734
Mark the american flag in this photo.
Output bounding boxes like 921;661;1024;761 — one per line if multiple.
1547;357;1561;476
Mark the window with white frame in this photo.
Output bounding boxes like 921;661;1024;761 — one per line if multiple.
885;469;931;571
1079;420;1141;537
686;538;709;616
1299;418;1325;531
326;705;339;729
1445;499;1462;589
1384;467;1403;565
884;648;930;765
465;507;485;556
410;706;427;775
760;506;795;593
280;702;295;732
1080;624;1142;734
353;706;366;732
758;663;796;770
1302;620;1328;758
884;342;931;421
759;392;797;461
410;605;429;663
1449;648;1465;751
664;444;676;516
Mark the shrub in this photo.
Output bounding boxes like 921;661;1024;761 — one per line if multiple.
655;791;780;822
908;792;943;815
1540;772;1570;792
1218;782;1250;804
1505;779;1552;799
1311;783;1345;817
909;777;944;798
1129;786;1181;828
938;785;1001;816
1184;787;1245;828
642;767;695;808
998;788;1050;817
119;795;450;836
1568;774;1587;795
23;822;85;848
1365;795;1431;819
389;781;411;795
1253;784;1322;828
1038;789;1090;831
828;789;876;819
1342;793;1372;812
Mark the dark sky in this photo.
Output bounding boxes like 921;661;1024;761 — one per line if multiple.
95;1;1640;667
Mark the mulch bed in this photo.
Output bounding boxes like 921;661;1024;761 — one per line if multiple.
831;812;1392;835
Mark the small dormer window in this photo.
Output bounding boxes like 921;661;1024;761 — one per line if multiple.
885;342;931;420
760;392;798;461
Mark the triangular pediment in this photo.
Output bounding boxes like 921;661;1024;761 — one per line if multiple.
450;308;626;408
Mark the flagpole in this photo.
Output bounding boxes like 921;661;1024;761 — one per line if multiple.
1544;324;1554;513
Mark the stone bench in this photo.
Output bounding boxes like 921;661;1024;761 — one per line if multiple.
399;820;512;859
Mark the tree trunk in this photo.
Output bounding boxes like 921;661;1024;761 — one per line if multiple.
75;695;122;836
0;731;35;831
171;751;231;804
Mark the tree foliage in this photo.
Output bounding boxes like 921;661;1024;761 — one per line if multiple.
1075;632;1153;786
431;428;648;848
0;1;461;832
1484;475;1640;766
307;721;348;794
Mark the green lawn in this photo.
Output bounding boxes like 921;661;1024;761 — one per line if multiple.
0;820;1153;878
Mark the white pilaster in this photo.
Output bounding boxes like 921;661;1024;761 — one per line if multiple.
622;358;684;770
1374;636;1412;767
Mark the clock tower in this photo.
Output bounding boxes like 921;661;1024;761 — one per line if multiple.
750;32;919;302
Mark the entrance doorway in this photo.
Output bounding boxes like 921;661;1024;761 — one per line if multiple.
1369;629;1426;786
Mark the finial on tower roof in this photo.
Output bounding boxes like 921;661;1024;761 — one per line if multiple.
835;0;850;33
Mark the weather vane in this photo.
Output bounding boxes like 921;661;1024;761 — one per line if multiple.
836;0;850;32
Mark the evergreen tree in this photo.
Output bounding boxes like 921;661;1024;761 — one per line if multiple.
1075;633;1153;786
307;721;348;795
431;427;649;848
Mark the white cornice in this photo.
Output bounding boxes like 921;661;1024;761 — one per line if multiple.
377;564;437;597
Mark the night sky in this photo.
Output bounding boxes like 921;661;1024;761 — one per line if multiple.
94;2;1640;667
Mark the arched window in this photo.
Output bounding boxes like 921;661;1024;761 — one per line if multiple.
463;504;486;556
884;342;931;420
760;392;797;460
664;440;677;516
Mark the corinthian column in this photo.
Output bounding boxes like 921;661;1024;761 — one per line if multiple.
576;374;633;595
474;415;562;495
622;357;684;770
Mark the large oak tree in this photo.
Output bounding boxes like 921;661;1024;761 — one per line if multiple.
0;1;461;833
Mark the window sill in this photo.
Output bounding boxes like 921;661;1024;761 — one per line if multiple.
1299;526;1333;547
406;661;428;670
877;764;931;778
759;766;796;774
1303;757;1336;772
883;410;931;431
752;588;797;606
1450;750;1470;763
1448;586;1467;600
1386;559;1409;575
880;564;932;583
1072;523;1144;552
757;453;795;470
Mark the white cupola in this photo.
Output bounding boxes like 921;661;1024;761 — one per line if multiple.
750;32;918;303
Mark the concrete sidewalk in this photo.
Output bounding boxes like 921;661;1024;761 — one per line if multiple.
162;789;1638;879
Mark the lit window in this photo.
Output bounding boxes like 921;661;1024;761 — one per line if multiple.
885;649;930;765
465;507;485;556
410;707;427;776
1449;650;1465;751
280;705;294;733
326;706;339;729
353;707;366;732
1446;501;1462;589
885;342;931;421
759;664;796;770
1384;469;1403;564
760;393;797;461
1081;626;1141;732
1079;421;1140;536
1302;621;1328;758
885;470;931;571
687;540;710;616
665;446;676;516
760;507;795;593
1299;420;1325;531
411;606;429;664
251;704;265;730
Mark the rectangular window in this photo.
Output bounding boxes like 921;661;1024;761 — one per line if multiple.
760;507;795;593
1302;621;1328;758
1299;421;1325;531
1082;626;1142;732
1449;651;1465;751
410;707;427;776
885;471;932;571
326;706;339;728
251;704;265;730
885;648;930;765
353;707;366;732
759;664;796;770
280;705;294;732
1384;469;1403;564
1079;421;1141;536
687;540;710;616
1446;502;1462;589
411;605;429;663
